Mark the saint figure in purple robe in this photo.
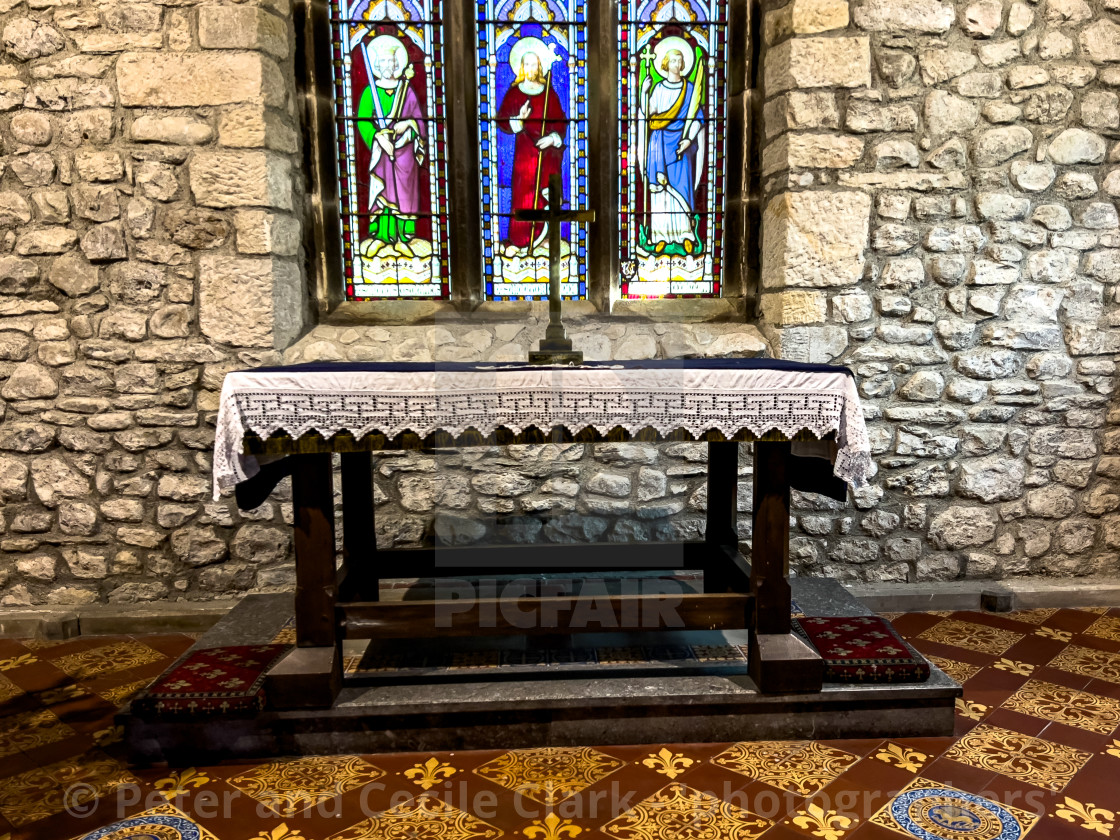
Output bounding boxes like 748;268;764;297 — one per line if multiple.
361;35;428;259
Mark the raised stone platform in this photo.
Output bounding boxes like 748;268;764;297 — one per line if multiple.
122;579;959;765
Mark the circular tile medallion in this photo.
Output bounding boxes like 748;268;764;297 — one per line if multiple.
889;787;1025;840
78;814;202;840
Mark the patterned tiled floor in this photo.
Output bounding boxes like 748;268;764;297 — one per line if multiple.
1;607;1119;839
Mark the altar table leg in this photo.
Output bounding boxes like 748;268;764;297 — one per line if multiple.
340;451;377;601
749;441;823;694
703;441;739;594
268;452;342;709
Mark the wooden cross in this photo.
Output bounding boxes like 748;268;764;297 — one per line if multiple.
517;174;596;364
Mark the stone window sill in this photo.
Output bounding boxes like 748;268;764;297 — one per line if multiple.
289;302;768;364
324;297;746;326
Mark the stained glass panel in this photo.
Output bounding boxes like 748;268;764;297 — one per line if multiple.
619;0;728;299
332;0;450;300
478;0;589;300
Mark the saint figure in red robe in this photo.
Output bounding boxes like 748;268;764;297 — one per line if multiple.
497;41;567;255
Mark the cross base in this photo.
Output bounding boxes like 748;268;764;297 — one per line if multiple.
529;345;584;365
530;334;583;364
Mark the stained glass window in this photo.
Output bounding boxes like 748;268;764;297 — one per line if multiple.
477;0;589;301
332;0;450;300
619;0;728;299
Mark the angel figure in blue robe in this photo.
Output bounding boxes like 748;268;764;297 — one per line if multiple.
639;37;705;256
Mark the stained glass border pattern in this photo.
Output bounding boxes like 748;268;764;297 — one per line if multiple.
332;0;452;300
618;0;728;300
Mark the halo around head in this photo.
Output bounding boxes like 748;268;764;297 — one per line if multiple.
508;36;560;75
369;34;408;80
653;35;695;78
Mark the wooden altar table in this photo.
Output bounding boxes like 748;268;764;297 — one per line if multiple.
214;359;871;708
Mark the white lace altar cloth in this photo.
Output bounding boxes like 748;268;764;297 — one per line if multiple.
213;362;871;499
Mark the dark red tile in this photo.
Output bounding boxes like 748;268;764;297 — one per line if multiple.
982;707;1049;738
919;755;996;792
0;749;40;780
1029;814;1110;840
963;664;1032;696
1002;634;1070;665
1074;631;1120;654
753;821;810;840
1044;609;1101;635
810;757;914;821
847;822;908;840
0;639;31;660
731;780;805;822
669;755;760;798
889;613;944;638
1081;676;1120;702
1038;720;1114;754
823;738;885;759
19;731;99;768
1061;753;1120;811
972;769;1060;819
3;660;71;695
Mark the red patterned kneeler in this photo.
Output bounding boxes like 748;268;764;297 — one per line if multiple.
131;644;290;718
793;616;930;683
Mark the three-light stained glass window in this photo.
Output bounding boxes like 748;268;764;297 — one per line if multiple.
477;0;589;301
619;0;728;299
331;0;451;300
328;0;730;303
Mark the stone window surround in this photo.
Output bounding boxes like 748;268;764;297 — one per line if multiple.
295;0;762;329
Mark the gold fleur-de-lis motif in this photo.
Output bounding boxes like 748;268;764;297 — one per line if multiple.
155;767;212;798
640;748;695;779
874;743;927;772
791;803;854;840
39;683;85;705
93;725;123;746
955;698;989;721
255;825;306;840
0;654;38;671
1054;796;1116;836
993;658;1035;676
403;756;458;790
1106;739;1120;759
1036;627;1072;642
522;811;583;839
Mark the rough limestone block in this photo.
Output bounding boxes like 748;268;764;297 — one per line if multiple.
853;0;956;32
199;6;289;59
131;115;214;146
763;132;865;175
1080;19;1120;64
234;211;301;256
771;325;848;363
761;291;827;326
762;191;871;289
117;52;285;108
218;105;299;153
190;151;293;210
766;0;849;42
763;91;839;137
199;255;303;348
765;37;871;94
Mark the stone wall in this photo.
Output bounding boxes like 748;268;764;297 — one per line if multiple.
0;0;307;606
760;0;1120;582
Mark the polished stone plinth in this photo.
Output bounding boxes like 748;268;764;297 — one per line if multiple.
122;578;959;764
